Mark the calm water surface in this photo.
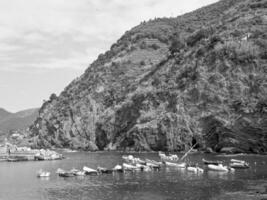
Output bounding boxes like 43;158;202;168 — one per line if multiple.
0;152;266;200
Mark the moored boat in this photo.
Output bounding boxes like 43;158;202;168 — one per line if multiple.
58;171;75;177
165;161;186;168
145;159;163;166
56;168;65;174
37;169;50;177
97;167;113;174
83;166;98;175
122;155;134;162
207;164;234;172
187;166;204;173
70;168;85;176
202;158;222;165
159;152;179;161
136;163;152;171
230;162;249;169
112;164;123;172
230;159;246;164
122;163;138;171
229;159;249;169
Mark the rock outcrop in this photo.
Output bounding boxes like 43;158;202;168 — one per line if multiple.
29;0;267;153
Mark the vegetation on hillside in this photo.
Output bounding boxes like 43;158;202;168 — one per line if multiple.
29;0;267;153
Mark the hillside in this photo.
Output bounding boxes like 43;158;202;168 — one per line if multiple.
29;0;267;153
0;108;39;133
0;108;12;121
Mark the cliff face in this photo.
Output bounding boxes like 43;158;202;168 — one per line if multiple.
29;0;267;153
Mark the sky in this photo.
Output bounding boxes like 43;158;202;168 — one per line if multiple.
0;0;218;112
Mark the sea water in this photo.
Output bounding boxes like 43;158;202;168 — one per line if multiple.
0;152;266;200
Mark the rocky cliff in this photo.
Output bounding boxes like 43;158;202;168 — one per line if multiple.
29;0;267;153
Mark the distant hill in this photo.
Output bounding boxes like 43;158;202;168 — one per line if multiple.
30;0;267;153
0;108;12;121
0;108;39;133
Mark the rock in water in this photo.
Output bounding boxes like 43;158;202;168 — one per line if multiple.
29;0;267;153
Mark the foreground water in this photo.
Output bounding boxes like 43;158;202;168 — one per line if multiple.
0;152;266;200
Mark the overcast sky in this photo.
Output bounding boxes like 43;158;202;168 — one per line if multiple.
0;0;217;112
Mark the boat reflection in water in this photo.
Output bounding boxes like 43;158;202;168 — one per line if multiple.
206;170;232;180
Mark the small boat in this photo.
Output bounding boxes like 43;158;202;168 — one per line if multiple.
187;166;204;173
145;159;163;166
207;164;233;172
165;161;186;168
56;168;65;174
112;165;123;173
70;168;86;176
136;163;152;172
56;168;75;177
97;167;113;174
159;152;179;161
202;158;222;165
37;169;50;177
230;162;249;169
122;163;138;171
83;166;98;175
229;159;249;169
122;155;134;162
58;171;75;177
230;159;247;164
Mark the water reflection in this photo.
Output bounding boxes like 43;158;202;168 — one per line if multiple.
206;170;234;180
38;176;50;181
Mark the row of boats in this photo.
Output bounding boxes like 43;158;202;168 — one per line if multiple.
37;153;250;178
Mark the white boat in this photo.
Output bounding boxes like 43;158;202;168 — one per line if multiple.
83;166;98;175
159;152;179;161
230;162;249;169
122;163;138;171
56;168;65;174
122;155;134;162
165;161;186;168
75;171;86;176
37;170;50;177
136;163;145;168
207;164;232;172
132;158;146;165
70;168;85;176
145;159;163;165
187;166;204;173
136;163;151;171
97;167;113;174
113;164;123;172
230;159;246;164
